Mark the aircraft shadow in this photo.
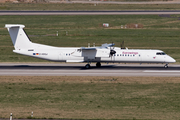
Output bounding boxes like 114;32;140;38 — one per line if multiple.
0;64;180;70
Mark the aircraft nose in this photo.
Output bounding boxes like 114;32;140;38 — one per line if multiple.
172;58;176;63
168;56;176;63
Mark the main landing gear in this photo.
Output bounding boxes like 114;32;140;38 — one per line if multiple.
164;63;169;68
96;62;101;67
85;62;101;69
85;64;91;69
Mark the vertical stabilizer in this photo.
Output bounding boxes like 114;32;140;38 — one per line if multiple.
5;24;33;50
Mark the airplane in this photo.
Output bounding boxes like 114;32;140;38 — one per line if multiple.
5;24;176;69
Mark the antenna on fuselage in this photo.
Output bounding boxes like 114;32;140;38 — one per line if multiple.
120;41;125;49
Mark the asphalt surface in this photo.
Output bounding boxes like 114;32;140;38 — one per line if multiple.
0;63;180;76
1;10;180;15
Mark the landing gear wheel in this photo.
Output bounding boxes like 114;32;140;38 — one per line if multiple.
85;64;91;69
96;62;101;67
164;64;168;69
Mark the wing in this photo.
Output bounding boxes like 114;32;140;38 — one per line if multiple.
71;43;115;58
100;43;115;48
80;43;115;50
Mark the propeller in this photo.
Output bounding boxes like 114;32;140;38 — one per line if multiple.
110;49;116;55
109;42;116;60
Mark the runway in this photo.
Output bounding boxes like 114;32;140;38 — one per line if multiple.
0;63;180;76
1;10;180;15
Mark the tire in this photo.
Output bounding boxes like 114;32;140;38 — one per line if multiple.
96;62;101;67
85;64;90;69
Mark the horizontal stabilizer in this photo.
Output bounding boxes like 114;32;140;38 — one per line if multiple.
5;24;25;29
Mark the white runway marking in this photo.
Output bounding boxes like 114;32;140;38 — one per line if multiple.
144;70;180;73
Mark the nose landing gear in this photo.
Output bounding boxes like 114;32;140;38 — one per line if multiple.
164;63;169;68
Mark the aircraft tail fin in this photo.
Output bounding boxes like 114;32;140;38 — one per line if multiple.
5;24;33;50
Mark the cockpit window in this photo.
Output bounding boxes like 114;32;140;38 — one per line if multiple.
77;49;82;52
162;52;166;55
156;52;166;55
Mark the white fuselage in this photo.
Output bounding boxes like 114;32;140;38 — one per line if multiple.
13;43;176;64
5;24;176;65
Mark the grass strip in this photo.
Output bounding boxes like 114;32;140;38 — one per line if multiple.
0;76;180;119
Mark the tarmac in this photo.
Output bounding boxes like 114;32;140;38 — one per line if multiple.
0;63;180;77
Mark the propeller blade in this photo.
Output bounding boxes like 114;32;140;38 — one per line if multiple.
109;42;116;60
110;49;116;55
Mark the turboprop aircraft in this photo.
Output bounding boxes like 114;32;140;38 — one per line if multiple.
5;24;176;68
